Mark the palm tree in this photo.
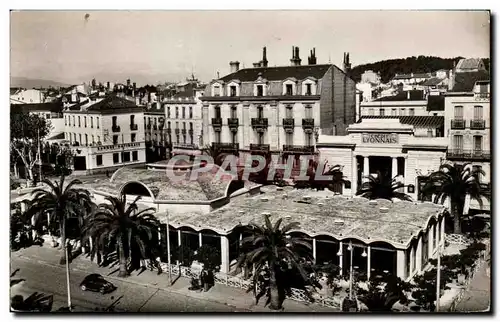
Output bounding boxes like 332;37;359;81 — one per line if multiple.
25;176;92;264
293;161;346;192
236;214;312;310
356;171;412;202
422;162;490;234
201;144;229;166
83;195;160;277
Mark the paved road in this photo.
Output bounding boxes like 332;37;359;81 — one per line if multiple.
10;257;243;312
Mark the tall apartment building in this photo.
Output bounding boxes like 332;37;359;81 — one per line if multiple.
144;102;167;161
200;46;357;162
63;95;146;174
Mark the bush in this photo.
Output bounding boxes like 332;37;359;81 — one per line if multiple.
357;274;412;312
195;244;221;271
411;268;453;312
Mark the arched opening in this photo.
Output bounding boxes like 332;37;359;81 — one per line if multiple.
158;224;178;263
315;234;340;267
369;241;397;278
342;238;369;280
122;182;152;198
177;226;199;266
199;229;222;268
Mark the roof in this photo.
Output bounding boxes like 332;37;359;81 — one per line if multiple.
360;115;444;128
159;186;445;248
10;101;63;113
373;90;425;101
218;64;332;83
87;165;239;202
392;74;412;80
422;77;445;86
426;95;445;111
451;71;490;92
456;58;484;71
46;132;65;140
86;95;141;113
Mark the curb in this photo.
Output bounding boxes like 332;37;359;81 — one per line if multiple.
14;254;252;312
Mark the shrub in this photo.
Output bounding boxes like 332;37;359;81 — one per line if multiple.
411;268;453;312
195;244;221;271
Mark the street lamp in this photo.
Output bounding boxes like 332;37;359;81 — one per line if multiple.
436;225;443;312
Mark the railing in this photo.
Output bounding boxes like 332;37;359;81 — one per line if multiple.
474;92;490;99
130;124;138;131
173;143;198;149
470;119;486;130
95;142;143;151
447;149;490;161
251;118;268;128
147;123;152;129
188;129;194;135
250;143;270;152
283;118;295;129
213;142;239;152
111;125;121;132
174;128;180;134
153;124;158;130
181;129;187;135
450;119;466;130
302;118;315;129
165;128;171;133
283;145;315;154
228;118;239;128
445;233;470;246
212;118;223;126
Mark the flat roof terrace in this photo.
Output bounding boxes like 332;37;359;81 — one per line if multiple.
160;186;446;249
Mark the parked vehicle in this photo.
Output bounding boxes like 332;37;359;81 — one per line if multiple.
80;274;116;294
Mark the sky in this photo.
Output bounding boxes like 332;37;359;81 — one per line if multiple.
10;10;490;86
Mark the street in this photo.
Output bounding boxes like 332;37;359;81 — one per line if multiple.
10;256;243;312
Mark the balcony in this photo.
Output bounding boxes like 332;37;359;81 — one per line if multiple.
174;143;199;149
213;142;239;153
447;149;491;161
153;124;158;130
250;143;270;152
130;124;138;131
450;119;466;130
165;128;171;134
175;128;180;134
228;118;239;131
95;141;143;152
283;145;315;154
188;129;194;135
470;119;486;130
283;118;295;131
147;123;152;130
181;129;187;135
474;92;490;99
251;118;268;132
112;125;121;133
302;118;315;130
212;117;222;131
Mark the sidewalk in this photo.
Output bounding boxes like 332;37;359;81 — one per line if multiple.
453;261;491;312
12;245;336;312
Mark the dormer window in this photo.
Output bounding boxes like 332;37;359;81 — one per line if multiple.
305;84;312;95
214;86;221;96
257;85;264;97
286;84;293;96
230;86;237;97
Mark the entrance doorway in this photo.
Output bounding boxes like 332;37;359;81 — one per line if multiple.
369;156;391;178
73;156;87;171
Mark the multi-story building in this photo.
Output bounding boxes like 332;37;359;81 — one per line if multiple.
11;101;65;141
360;90;444;117
63;95;146;174
360;70;381;84
10;88;48;104
144;102;168;162
391;73;432;86
200;46;356;164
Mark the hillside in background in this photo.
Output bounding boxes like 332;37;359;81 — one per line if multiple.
350;56;490;83
10;77;71;89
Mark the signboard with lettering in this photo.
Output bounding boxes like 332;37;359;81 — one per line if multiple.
362;133;398;144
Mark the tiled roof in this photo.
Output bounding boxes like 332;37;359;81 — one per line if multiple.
456;58;484;71
422;77;445;86
451;71;490;92
426;95;445;111
360;115;444;128
219;64;332;82
11;101;63;113
86;95;140;112
373;90;425;101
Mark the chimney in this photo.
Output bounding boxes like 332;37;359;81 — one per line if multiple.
217;71;220;79
308;48;317;65
253;62;260;68
106;81;110;90
133;82;136;91
127;79;131;87
343;52;351;73
290;46;301;66
229;61;240;73
448;69;455;91
261;47;268;67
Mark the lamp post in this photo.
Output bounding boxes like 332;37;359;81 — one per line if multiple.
165;211;172;285
340;240;367;312
436;226;442;312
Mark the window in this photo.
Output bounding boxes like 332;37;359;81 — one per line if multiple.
215;131;221;143
306;133;313;146
84;116;87;127
454;106;464;119
122;152;131;163
409;108;415;116
231;105;237;118
474;106;483;120
113;135;118;145
286;84;293;95
175;107;179;118
175;121;179;129
96;117;99;129
85;134;88;145
391;108;397;116
90;117;93;128
473;135;483;152
305;83;312;95
189;106;193;119
112;116;117;127
78;116;81;127
453;135;463;151
113;153;120;164
305;105;312;118
214;86;221;96
79;134;82;143
130;115;135;124
183;135;186;144
190;134;194;144
131;133;136;142
182;106;185;119
400;108;406;116
154;118;157;126
257;105;264;118
91;135;95;144
97;135;100;143
176;135;180;144
256;85;263;96
368;108;374;116
433;113;438;116
167;121;171;128
132;151;138;161
286;105;293;118
215;106;221;118
379;109;385;116
74;133;77;142
230;86;237;97
286;132;293;146
427;129;433;137
183;122;186;129
96;155;103;166
64;116;67;126
258;133;264;145
189;122;193;130
167;106;171;118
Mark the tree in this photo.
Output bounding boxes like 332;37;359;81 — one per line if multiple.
293;161;347;192
11;292;54;312
10;112;51;183
411;268;453;312
84;195;160;277
201;144;229;166
357;274;411;312
236;214;312;310
356;171;412;201
25;176;91;264
422;163;490;234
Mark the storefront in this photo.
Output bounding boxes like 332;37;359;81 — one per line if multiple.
317;118;448;200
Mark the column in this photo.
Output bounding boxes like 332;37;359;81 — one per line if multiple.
177;230;182;265
338;242;343;276
312;238;317;264
416;236;423;273
199;232;203;248
409;246;415;277
391;157;398;179
440;217;445;247
428;223;434;258
220;235;230;274
363;156;370;182
367;246;371;280
396;249;406;280
351;156;358;195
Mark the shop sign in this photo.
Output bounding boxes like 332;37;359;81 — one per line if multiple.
362;133;398;144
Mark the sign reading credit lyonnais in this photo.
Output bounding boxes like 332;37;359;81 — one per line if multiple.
362;133;398;144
